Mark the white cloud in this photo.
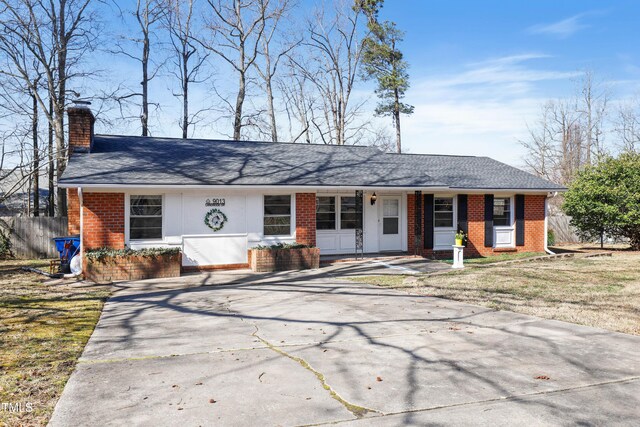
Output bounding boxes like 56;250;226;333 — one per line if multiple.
527;13;589;38
400;54;578;166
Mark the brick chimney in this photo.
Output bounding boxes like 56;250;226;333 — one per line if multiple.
67;100;95;154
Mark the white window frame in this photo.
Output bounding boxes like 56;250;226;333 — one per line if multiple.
263;194;293;237
127;193;165;243
432;195;457;251
315;195;363;233
316;196;337;231
493;195;515;248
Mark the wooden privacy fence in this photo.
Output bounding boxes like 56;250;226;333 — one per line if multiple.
548;213;580;243
0;216;68;259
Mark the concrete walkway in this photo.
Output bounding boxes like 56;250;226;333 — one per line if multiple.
49;269;640;426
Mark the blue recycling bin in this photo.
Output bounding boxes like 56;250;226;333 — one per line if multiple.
52;236;80;273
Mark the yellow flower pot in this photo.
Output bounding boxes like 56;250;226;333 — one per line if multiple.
455;238;463;246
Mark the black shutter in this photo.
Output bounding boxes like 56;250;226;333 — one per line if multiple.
515;194;525;246
424;194;434;249
484;194;494;247
457;194;468;234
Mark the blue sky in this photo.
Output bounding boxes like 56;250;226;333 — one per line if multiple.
366;0;640;165
92;0;640;167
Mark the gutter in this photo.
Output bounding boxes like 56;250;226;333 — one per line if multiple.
56;182;562;194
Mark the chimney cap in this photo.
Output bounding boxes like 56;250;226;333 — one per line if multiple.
71;99;92;108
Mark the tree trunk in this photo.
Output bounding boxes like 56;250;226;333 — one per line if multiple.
32;90;39;217
56;3;68;217
48;97;55;217
394;88;401;153
234;70;245;141
263;39;277;142
142;32;150;136
600;231;604;249
182;50;189;139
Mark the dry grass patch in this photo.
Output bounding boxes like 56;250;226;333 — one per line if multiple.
0;260;110;427
353;253;640;335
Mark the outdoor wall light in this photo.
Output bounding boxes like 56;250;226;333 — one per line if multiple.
370;192;377;205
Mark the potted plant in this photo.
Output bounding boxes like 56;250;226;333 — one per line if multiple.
455;230;465;247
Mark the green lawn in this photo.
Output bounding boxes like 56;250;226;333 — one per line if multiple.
352;253;640;335
0;260;110;427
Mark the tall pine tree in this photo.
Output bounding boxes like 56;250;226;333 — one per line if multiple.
357;0;413;153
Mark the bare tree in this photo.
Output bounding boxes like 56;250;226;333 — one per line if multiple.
576;70;609;163
253;0;296;142
296;1;368;145
113;0;166;136
201;0;266;140
520;102;557;181
615;99;640;152
163;0;209;138
279;58;317;143
0;0;99;216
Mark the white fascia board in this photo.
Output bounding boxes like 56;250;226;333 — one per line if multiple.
57;183;561;194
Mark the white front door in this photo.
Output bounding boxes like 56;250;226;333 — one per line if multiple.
378;197;402;251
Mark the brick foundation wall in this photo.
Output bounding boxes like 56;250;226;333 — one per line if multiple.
67;188;80;235
82;192;125;250
408;193;547;258
295;193;316;247
85;253;181;283
249;248;320;272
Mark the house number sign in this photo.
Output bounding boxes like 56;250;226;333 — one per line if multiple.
205;198;226;207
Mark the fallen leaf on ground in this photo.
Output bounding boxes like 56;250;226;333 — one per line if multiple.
535;375;551;380
209;398;217;403
376;377;383;382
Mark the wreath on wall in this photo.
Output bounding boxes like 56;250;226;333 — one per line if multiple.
204;208;228;232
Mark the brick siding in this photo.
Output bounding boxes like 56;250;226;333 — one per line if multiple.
249;248;320;272
408;193;547;258
85;253;181;283
295;193;316;247
82;192;125;250
67;188;80;235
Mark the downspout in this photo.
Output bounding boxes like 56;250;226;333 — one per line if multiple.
544;193;555;255
65;187;84;278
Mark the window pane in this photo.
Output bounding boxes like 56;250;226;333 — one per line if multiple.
264;225;291;235
434;212;453;227
383;199;399;217
264;195;291;205
493;198;511;226
131;205;162;216
383;217;399;234
130;227;162;240
131;195;162;207
316;197;336;230
263;216;290;226
130;195;162;240
264;205;291;215
264;195;291;235
434;198;453;212
340;196;361;230
434;197;453;228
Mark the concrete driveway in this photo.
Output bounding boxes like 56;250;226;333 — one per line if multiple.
50;269;640;426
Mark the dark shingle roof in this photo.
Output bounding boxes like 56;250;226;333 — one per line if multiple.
59;135;565;191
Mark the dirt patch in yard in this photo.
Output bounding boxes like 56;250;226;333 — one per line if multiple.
0;260;110;427
352;253;640;336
